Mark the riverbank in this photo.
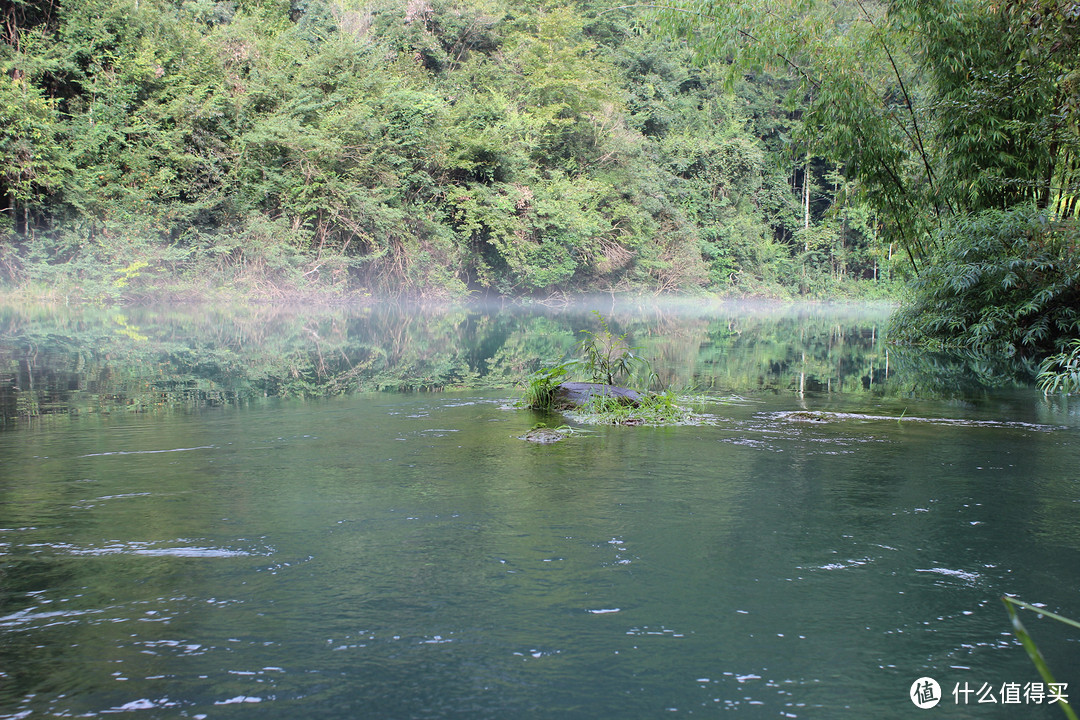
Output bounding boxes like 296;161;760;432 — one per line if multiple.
0;268;904;307
5;300;1034;431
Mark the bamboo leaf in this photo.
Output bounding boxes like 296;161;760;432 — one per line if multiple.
1001;596;1080;720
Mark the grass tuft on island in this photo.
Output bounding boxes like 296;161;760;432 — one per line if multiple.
518;374;721;426
563;390;721;427
518;311;728;426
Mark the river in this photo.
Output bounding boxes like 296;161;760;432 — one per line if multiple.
1;299;1077;718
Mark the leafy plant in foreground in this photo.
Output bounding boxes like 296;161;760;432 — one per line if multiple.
1001;597;1079;720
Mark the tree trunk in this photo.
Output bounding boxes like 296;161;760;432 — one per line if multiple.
803;150;810;237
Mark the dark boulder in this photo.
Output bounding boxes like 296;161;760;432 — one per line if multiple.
554;382;642;409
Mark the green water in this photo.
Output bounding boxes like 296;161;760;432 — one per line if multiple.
1;301;1078;718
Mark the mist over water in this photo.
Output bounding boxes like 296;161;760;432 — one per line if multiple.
1;300;1077;718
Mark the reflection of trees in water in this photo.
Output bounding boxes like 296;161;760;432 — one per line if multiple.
883;347;1037;399
0;302;1036;424
636;311;890;395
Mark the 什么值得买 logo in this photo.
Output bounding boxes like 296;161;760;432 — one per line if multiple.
911;677;942;709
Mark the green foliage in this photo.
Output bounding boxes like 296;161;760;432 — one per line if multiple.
569;389;701;426
653;0;1080;356
515;311;716;425
654;0;1080;305
576;311;654;387
1038;339;1080;395
0;0;902;300
520;363;572;411
0;75;68;225
1001;597;1080;720
890;206;1080;357
518;311;656;409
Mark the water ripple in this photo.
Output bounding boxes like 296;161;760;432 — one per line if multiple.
773;410;1062;430
103;697;181;712
17;539;273;558
214;695;263;705
79;445;218;458
915;567;983;586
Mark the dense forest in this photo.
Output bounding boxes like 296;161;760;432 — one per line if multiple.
1;0;893;300
2;0;1080;381
656;0;1080;383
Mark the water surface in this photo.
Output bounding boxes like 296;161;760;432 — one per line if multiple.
1;301;1077;718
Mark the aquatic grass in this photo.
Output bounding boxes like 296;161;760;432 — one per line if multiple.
519;363;574;411
567;390;714;426
528;421;580;434
1001;596;1079;720
518;367;723;426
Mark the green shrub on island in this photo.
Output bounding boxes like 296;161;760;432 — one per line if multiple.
520;312;701;425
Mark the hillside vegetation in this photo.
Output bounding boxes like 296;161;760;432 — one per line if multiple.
1;0;892;300
6;0;1080;386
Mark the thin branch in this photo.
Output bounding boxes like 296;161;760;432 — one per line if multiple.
854;0;950;223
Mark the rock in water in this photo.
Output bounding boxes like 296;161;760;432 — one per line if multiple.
519;427;569;443
553;382;642;409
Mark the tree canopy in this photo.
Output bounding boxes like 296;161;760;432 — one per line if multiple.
4;0;1078;372
0;0;893;299
657;0;1080;359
